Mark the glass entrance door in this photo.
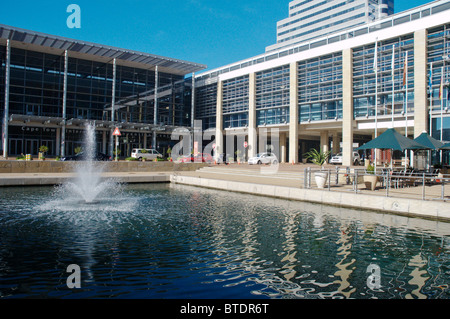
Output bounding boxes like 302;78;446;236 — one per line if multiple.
25;140;39;155
9;139;23;156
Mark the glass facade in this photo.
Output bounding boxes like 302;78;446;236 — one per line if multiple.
428;24;450;113
195;82;217;130
428;24;450;142
298;53;343;122
222;76;249;128
1;45;191;156
352;35;415;118
9;48;64;119
256;65;290;126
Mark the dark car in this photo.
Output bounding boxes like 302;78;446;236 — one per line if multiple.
60;152;111;161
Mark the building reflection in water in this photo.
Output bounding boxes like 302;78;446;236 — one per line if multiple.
333;225;356;298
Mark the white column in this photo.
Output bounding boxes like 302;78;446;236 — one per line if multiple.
109;58;116;158
248;73;257;158
215;81;223;162
414;29;428;137
342;48;354;167
280;132;287;163
289;62;299;163
2;39;11;158
153;65;158;148
191;72;195;128
61;49;68;157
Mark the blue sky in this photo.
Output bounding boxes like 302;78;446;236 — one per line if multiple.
0;0;432;72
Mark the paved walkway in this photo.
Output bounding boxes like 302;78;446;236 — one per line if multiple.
173;163;450;202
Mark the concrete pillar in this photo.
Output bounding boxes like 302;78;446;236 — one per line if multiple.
248;73;257;158
332;131;340;155
280;132;287;163
320;130;329;154
289;62;299;164
414;29;428;137
342;48;354;167
215;80;224;161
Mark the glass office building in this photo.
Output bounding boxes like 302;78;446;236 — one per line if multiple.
0;25;206;158
2;0;450;166
267;0;394;52
193;0;450;166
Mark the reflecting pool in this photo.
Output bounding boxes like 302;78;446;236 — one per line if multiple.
0;183;449;299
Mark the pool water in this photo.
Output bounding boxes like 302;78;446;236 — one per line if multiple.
0;183;449;299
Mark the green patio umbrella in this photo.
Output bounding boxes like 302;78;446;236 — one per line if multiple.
413;132;444;170
414;131;444;150
357;128;431;152
441;143;450;150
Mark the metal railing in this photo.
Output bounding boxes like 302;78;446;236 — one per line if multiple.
304;166;450;201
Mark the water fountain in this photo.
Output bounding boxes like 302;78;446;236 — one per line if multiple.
63;123;113;204
37;123;132;214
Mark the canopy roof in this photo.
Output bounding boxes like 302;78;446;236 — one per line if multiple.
413;132;445;150
0;24;206;76
357;128;431;151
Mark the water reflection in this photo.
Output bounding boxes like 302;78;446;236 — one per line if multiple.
333;225;356;298
0;183;450;299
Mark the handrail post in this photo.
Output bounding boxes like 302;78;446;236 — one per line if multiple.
422;173;425;201
328;169;331;191
354;169;358;193
385;172;389;197
304;167;308;188
335;166;339;185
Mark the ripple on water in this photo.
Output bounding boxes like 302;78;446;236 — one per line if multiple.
1;184;450;299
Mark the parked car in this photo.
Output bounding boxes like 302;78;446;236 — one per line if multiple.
60;152;111;161
248;152;278;165
179;153;213;163
131;148;162;161
330;152;361;165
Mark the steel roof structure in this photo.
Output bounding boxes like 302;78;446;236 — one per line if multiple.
0;24;207;76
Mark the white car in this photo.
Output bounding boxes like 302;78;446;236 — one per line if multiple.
248;152;278;165
330;152;361;165
131;148;162;161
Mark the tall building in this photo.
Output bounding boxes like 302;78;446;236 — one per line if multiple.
266;0;394;52
194;0;450;166
0;25;206;158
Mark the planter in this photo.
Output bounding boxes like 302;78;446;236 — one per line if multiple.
38;152;45;160
364;174;378;191
314;171;328;189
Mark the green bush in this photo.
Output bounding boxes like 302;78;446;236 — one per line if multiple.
303;148;331;166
